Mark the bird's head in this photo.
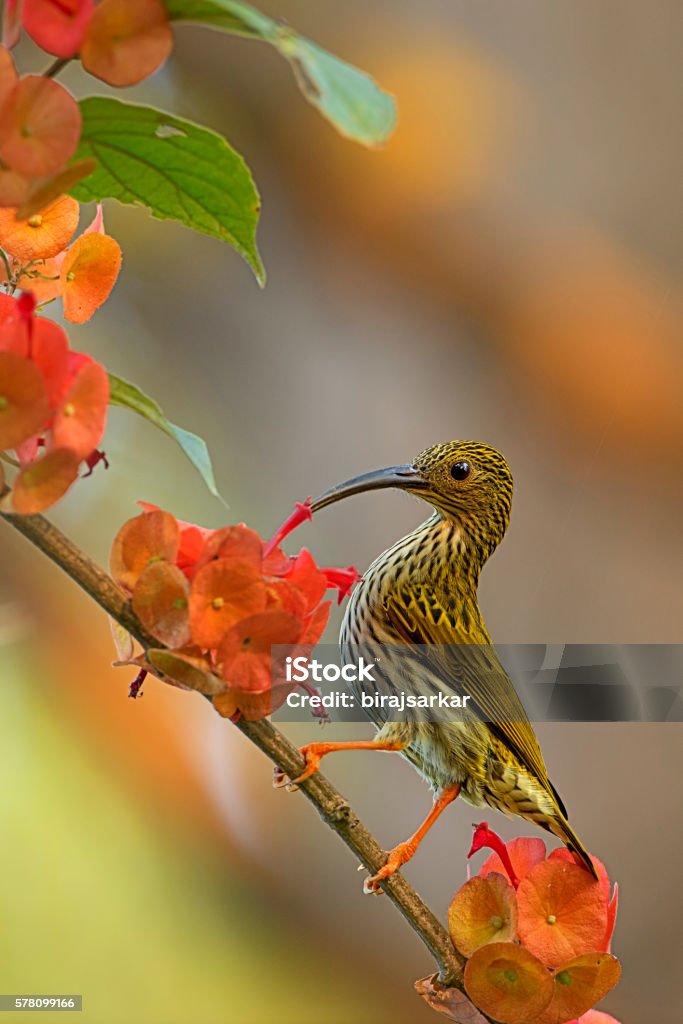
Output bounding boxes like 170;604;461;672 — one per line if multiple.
311;441;513;553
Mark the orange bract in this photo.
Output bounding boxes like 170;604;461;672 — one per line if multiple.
464;942;553;1024
196;523;264;573
0;350;49;449
189;559;267;649
81;0;173;88
30;316;69;405
530;953;621;1024
11;446;80;513
132;561;191;648
0;194;79;261
0;44;18;107
448;873;518;958
61;232;122;323
215;609;303;720
0;76;81;178
517;859;608;967
110;510;180;591
548;847;619;951
52;359;109;459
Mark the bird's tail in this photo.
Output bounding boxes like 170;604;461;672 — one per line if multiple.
550;816;599;880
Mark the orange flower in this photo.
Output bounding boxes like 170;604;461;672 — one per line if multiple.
0;75;81;178
464;942;554;1024
8;203;122;320
0;194;79;261
110;505;359;719
530;953;621;1024
81;0;173;87
11;446;80;514
61;231;122;323
215;610;303;720
52;357;109;459
110;509;180;591
516;859;608;968
448;873;518;958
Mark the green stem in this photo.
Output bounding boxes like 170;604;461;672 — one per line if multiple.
0;503;470;995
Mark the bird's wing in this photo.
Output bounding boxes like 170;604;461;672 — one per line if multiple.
382;585;552;789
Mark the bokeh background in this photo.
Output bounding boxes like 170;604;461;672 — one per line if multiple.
1;1;682;1021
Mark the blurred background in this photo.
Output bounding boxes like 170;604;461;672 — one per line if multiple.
1;1;682;1020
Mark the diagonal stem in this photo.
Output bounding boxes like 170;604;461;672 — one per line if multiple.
1;503;471;995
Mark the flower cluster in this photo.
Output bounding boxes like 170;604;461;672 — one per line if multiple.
0;290;109;512
0;1;173;211
431;824;621;1024
110;503;361;721
0;197;121;322
5;0;172;82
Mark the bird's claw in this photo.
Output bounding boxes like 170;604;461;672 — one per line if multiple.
362;841;413;894
272;766;299;792
272;746;322;791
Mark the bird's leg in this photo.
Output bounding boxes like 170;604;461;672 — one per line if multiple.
273;738;406;789
364;784;461;895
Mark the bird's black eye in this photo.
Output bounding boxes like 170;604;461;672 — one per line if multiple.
450;461;471;481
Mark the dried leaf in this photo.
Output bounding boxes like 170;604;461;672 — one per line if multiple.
109;616;135;662
146;648;225;696
415;974;488;1023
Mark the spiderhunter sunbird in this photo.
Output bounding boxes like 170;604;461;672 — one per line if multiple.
276;441;596;893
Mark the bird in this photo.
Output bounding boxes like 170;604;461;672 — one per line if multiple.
277;441;597;893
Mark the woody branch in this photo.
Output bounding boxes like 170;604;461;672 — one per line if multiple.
0;500;476;1002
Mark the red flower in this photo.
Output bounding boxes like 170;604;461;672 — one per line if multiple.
0;290;109;511
22;0;94;58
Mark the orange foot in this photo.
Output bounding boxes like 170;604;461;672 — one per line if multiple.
362;783;461;894
363;840;416;895
272;743;329;790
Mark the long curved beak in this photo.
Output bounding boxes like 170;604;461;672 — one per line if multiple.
310;465;426;513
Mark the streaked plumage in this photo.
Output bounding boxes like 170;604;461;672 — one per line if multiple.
282;441;595;889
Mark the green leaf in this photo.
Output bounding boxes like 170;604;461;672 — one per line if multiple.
71;97;264;284
164;0;276;37
165;1;396;146
108;373;221;499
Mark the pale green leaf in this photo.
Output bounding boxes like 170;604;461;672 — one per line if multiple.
165;0;396;146
108;373;220;498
